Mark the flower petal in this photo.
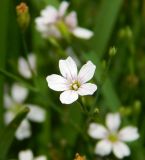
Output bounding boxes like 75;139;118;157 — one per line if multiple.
11;83;28;103
16;120;31;140
19;150;33;160
65;11;78;29
4;111;14;124
60;90;78;104
72;27;93;39
106;113;121;132
35;156;47;160
77;83;97;96
58;1;69;17
94;140;112;156
4;94;13;109
18;57;32;79
59;57;78;81
28;54;36;72
119;126;139;142
27;104;46;122
78;61;96;84
41;6;58;24
88;123;108;139
113;142;130;159
46;74;69;91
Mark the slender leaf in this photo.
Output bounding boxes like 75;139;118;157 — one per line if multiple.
0;107;29;160
92;0;123;57
0;69;38;92
84;53;121;110
0;0;10;132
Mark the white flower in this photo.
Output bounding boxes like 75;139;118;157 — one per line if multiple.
35;1;93;39
18;149;47;160
4;83;46;140
64;11;93;39
88;113;139;159
46;56;97;104
18;53;36;79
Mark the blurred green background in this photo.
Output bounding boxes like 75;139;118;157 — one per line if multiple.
0;0;145;159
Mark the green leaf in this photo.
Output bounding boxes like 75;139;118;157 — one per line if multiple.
84;53;121;111
92;0;123;57
0;107;29;160
0;69;38;92
0;0;10;132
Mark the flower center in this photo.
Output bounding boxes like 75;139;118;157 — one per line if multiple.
10;104;24;115
71;82;80;91
108;133;118;143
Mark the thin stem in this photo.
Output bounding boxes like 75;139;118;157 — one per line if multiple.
21;32;35;78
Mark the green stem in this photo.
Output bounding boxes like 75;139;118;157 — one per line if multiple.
21;32;35;78
0;69;38;92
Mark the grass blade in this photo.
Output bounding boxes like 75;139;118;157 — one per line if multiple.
0;107;29;160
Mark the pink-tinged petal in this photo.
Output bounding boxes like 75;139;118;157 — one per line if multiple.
35;156;47;160
60;90;78;104
119;126;139;142
78;61;96;84
27;104;46;122
113;142;130;159
19;150;33;160
41;6;58;24
72;27;93;39
65;11;78;29
11;83;28;103
95;140;112;156
4;111;14;124
58;1;69;17
88;123;108;139
4;94;13;109
35;17;48;33
16;120;31;140
46;74;69;91
78;83;97;96
106;113;121;132
28;54;36;72
59;57;78;81
18;57;32;79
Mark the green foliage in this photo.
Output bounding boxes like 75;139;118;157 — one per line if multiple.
0;107;29;160
0;0;145;160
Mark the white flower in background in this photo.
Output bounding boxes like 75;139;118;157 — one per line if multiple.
18;53;36;79
4;83;46;140
18;149;47;160
88;113;139;159
46;56;97;104
64;10;93;39
35;1;93;39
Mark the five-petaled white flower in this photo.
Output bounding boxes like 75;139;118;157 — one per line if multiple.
88;113;139;159
46;56;97;104
18;149;47;160
35;1;93;39
18;53;36;79
4;83;46;140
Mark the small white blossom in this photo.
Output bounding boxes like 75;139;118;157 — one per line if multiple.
4;83;46;140
46;56;97;104
35;1;93;39
18;53;36;79
18;149;47;160
88;113;139;159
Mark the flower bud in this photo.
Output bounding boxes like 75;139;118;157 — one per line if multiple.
119;106;132;116
16;2;30;31
133;100;141;114
109;46;117;56
74;153;86;160
118;26;133;39
126;74;139;87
